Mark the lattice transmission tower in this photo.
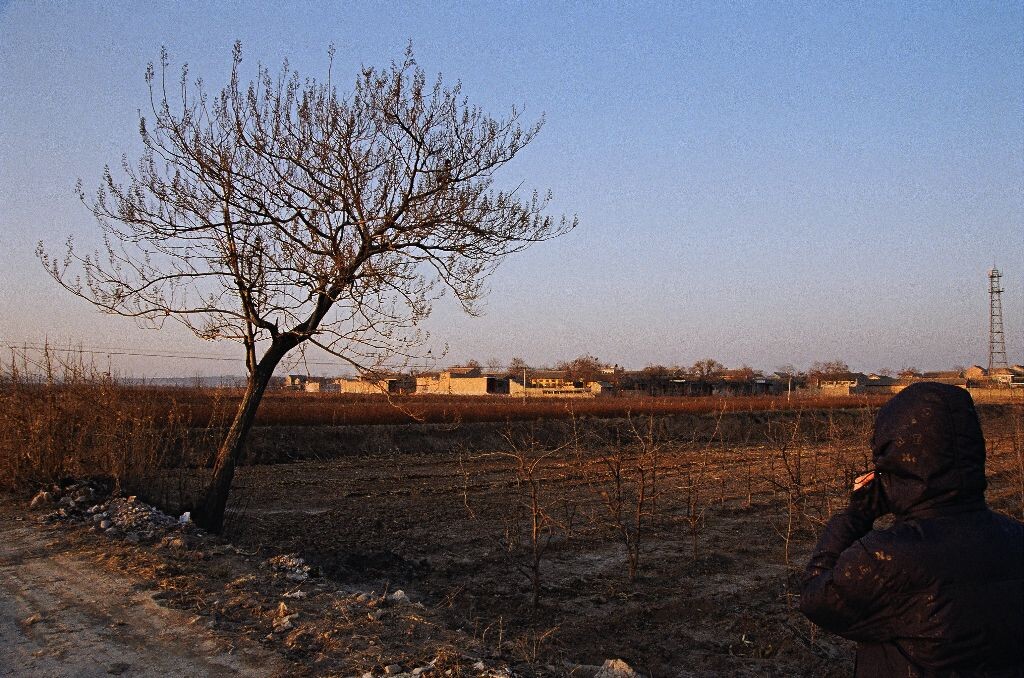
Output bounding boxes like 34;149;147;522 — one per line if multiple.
988;268;1008;372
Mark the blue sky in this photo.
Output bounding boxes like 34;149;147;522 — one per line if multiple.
1;1;1021;376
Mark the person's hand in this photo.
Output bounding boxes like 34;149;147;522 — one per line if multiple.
847;470;889;530
853;471;875;492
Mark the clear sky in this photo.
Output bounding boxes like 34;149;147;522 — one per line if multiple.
1;1;1022;376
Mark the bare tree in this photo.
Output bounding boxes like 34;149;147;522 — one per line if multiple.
556;354;605;385
39;43;574;531
808;360;850;387
507;357;529;379
689;358;725;383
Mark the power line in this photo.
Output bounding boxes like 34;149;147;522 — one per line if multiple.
0;340;339;366
2;341;242;362
0;340;433;370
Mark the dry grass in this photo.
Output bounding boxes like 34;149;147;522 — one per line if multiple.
0;347;220;495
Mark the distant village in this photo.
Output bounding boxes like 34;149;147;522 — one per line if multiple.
281;357;1024;399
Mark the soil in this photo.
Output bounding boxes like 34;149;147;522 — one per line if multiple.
4;405;1021;677
215;410;1021;676
0;507;286;677
218;443;874;677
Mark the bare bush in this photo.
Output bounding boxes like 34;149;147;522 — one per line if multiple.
576;415;663;582
466;431;577;609
676;413;724;560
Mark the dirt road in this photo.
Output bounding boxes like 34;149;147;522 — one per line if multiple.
0;517;282;678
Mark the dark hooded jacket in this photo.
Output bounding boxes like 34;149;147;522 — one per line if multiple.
799;382;1024;677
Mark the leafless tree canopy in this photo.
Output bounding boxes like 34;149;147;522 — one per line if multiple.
38;43;574;532
41;42;574;375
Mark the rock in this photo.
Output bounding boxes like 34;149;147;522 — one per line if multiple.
594;659;639;678
388;590;410;604
22;613;42;626
227;574;256;589
273;602;300;631
411;668;428;676
472;662;485;671
163;536;187;550
273;613;298;632
30;491;54;508
283;590;308;599
178;511;191;525
99;520;112;530
361;673;373;678
92;513;106;523
266;553;314;581
384;665;403;676
356;593;371;603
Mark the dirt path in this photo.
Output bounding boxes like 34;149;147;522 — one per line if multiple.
0;517;283;678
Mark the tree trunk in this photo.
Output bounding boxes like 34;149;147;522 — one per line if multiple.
194;353;281;533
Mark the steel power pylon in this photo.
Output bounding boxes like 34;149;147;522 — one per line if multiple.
988;268;1008;372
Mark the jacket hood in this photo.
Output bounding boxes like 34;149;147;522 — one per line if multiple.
870;382;987;518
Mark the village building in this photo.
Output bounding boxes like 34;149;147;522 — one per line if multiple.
415;367;510;396
504;369;601;397
284;374;309;390
285;374;338;392
816;372;867;395
336;374;415;395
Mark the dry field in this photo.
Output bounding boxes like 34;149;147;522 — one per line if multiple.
196;406;1021;676
175;391;893;427
2;364;1022;675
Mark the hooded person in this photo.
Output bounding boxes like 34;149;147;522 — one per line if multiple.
799;382;1024;677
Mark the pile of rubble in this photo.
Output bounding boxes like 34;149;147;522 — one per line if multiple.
346;655;639;677
264;553;316;582
31;482;189;544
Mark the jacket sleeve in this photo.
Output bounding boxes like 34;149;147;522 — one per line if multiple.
799;510;898;643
